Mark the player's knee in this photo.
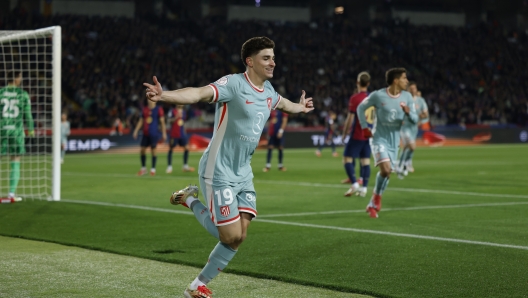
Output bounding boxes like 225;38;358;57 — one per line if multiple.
219;232;243;246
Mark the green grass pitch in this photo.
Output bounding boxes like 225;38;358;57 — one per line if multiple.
1;144;527;297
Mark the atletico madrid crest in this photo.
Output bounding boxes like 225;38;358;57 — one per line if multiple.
220;206;230;217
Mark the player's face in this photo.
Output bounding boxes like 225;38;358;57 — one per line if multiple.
251;48;275;79
61;114;67;121
147;100;156;109
14;74;22;86
409;84;418;96
396;73;408;90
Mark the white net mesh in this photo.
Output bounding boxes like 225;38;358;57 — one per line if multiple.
0;28;57;200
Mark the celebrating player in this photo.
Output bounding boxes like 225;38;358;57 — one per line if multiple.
341;72;372;197
263;109;288;172
397;82;429;177
166;105;194;173
357;68;417;218
143;36;314;298
0;71;34;202
133;99;167;176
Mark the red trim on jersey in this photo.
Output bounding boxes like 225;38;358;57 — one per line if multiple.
243;72;264;93
217;214;240;225
209;84;219;102
238;207;258;216
217;103;227;131
272;95;282;110
385;88;401;99
209;193;215;223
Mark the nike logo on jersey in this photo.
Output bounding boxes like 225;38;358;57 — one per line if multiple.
245;100;254;104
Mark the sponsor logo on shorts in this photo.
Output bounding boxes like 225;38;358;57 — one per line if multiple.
220;206;230;217
246;193;256;202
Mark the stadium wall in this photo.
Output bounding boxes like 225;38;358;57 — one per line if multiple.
57;126;528;154
44;0;135;17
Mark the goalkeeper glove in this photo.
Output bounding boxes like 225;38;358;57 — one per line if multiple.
362;128;373;138
28;130;35;137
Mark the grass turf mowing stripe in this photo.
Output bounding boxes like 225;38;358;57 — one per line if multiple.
59;199;528;251
256;219;528;251
63;199;528;218
0;236;370;298
62;171;528;200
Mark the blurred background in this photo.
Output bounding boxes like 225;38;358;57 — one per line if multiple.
1;0;527;132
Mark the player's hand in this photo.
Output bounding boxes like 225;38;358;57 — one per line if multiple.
341;134;347;144
400;102;410;114
299;90;314;113
143;76;163;102
27;130;35;137
162;133;167;142
133;131;138;140
362;128;373;138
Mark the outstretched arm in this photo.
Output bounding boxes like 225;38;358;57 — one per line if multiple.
276;90;314;114
144;76;214;105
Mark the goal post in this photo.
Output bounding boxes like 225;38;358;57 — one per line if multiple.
0;26;61;201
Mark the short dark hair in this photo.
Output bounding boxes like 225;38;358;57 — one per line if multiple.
7;71;22;82
385;68;406;86
357;71;370;87
408;81;417;87
241;36;275;66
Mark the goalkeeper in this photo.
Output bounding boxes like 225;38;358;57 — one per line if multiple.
0;71;34;202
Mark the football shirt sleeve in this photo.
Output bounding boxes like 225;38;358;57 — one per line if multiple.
357;93;376;129
406;95;418;124
208;75;237;104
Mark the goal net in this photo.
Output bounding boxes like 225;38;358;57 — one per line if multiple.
0;27;61;201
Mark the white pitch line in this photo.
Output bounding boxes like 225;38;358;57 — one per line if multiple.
61;199;193;216
59;199;528;251
257;201;528;218
256;218;528;251
62;171;528;200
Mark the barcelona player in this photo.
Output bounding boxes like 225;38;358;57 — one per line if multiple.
263;109;288;172
341;71;372;197
166;105;194;173
133;99;167;176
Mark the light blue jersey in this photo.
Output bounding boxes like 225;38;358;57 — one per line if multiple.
357;88;417;166
61;121;70;144
401;96;428;143
199;72;282;184
417;96;429;124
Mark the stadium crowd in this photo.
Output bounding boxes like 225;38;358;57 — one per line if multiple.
1;11;527;129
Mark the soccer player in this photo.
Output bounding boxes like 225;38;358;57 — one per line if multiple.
60;113;70;164
133;99;167;176
341;72;372;197
166;105;194;173
263;109;288;172
143;36;314;298
0;71;34;202
315;111;339;157
397;82;429;177
357;68;417;218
